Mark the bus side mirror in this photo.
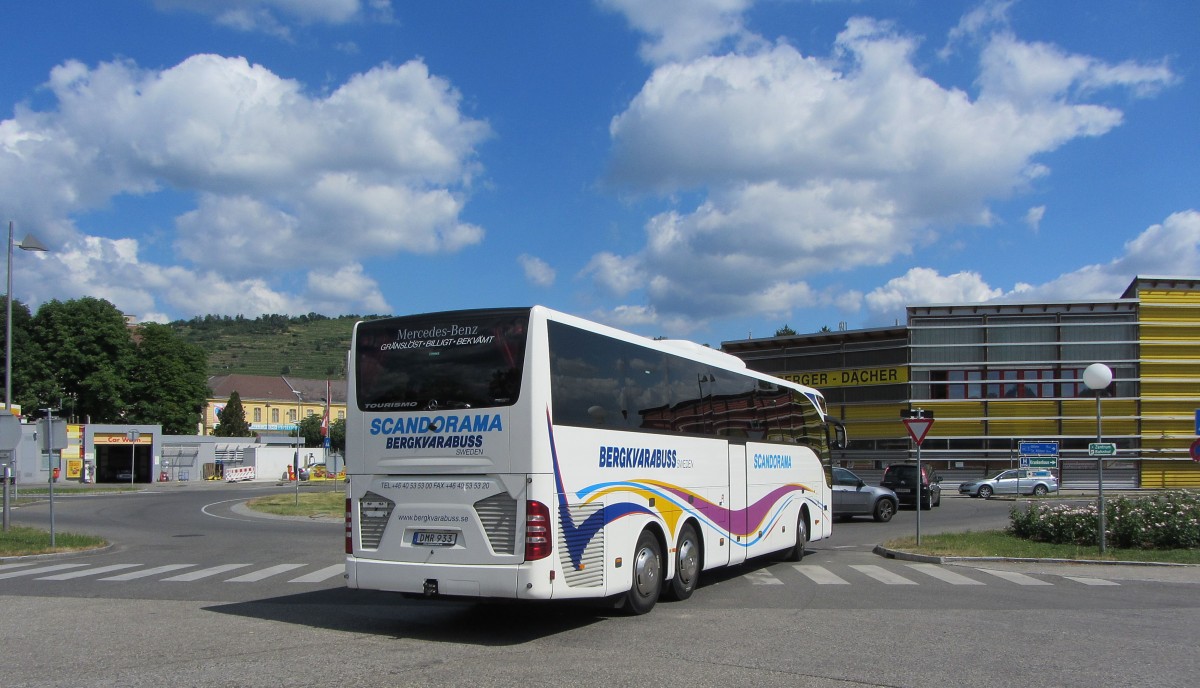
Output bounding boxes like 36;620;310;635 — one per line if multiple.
828;417;847;450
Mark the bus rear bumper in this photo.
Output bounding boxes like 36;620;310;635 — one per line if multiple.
346;557;552;600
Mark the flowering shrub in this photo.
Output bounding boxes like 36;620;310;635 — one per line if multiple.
1009;490;1200;549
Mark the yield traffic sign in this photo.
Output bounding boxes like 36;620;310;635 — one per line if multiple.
903;418;934;446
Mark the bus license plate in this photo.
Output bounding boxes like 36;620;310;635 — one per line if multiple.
413;531;457;547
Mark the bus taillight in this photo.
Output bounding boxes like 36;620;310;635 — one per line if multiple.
525;500;552;561
345;498;353;554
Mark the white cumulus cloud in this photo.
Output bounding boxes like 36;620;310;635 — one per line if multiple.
518;254;557;287
593;9;1176;330
598;0;754;65
860;210;1200;324
0;53;489;321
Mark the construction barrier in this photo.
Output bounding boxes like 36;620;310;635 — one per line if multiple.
225;466;256;482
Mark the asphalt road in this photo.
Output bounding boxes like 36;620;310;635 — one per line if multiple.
2;485;1197;687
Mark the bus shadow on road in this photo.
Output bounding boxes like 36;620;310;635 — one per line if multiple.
205;554;800;643
205;588;611;644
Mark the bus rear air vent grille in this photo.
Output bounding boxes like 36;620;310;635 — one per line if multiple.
474;492;518;555
359;491;394;550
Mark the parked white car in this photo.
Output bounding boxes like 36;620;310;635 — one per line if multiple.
958;469;1058;498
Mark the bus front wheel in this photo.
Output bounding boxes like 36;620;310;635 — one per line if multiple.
665;523;700;601
624;529;663;615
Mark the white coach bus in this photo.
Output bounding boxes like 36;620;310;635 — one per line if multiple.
344;306;845;614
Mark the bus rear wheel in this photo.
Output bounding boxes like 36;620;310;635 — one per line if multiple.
665;523;700;601
783;511;808;562
624;529;663;615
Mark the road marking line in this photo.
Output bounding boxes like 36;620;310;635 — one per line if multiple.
0;562;37;572
289;564;346;583
0;563;88;580
976;569;1053;586
745;569;783;585
162;564;251;581
101;564;196;581
849;564;917;585
37;564;142;580
793;565;848;584
905;563;985;585
226;564;306;582
1064;576;1119;586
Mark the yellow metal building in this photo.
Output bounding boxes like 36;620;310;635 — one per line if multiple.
722;276;1200;489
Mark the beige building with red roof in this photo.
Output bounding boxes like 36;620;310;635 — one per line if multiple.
205;374;347;436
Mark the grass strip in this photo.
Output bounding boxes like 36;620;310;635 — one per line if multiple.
884;530;1200;564
245;491;345;519
0;525;108;557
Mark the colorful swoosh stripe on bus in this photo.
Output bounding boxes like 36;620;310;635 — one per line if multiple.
546;409;820;571
576;480;810;540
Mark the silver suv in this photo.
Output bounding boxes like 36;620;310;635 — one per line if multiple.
831;467;899;522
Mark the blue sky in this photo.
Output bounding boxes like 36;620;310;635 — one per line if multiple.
1;1;1196;344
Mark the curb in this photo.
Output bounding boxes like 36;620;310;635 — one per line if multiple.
0;541;114;564
872;544;1200;568
230;500;341;523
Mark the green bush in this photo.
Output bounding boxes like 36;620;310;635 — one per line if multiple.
1009;490;1200;550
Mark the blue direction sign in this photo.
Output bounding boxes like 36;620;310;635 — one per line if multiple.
1018;441;1059;457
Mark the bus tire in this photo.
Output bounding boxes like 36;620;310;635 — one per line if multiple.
783;510;808;562
624;529;663;615
665;523;700;601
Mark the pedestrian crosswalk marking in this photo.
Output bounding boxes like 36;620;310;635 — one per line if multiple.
38;564;142;580
793;565;848;584
0;562;37;573
102;564;196;581
1064;576;1120;586
745;569;783;585
850;564;917;585
905;563;985;585
0;563;88;580
975;568;1053;586
0;560;1124;588
225;564;306;582
289;564;345;583
162;564;252;581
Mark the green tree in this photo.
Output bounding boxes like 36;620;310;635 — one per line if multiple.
29;297;135;422
0;299;43;412
213;391;252;437
127;323;209;433
297;412;324;447
775;325;797;336
329;417;345;454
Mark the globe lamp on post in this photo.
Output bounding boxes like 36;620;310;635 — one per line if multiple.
1082;362;1112;554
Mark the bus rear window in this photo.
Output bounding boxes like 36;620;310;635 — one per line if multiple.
355;309;529;411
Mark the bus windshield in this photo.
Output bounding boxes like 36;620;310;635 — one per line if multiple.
354;309;529;411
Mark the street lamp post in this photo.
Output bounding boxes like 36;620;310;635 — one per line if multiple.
4;221;48;530
1082;363;1113;554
